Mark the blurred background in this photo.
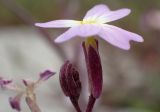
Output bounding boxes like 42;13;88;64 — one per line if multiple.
0;0;160;112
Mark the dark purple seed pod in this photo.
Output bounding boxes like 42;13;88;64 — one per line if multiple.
82;37;103;99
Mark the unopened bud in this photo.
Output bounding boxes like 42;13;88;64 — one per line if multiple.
0;77;12;89
39;70;56;81
59;60;81;99
59;61;82;112
9;93;23;112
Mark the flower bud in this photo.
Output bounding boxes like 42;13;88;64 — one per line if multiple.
39;70;56;81
59;61;81;99
0;77;12;89
82;37;103;99
59;61;82;112
9;93;23;112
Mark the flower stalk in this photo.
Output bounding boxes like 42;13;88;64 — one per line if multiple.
25;96;41;112
25;81;41;112
86;95;96;112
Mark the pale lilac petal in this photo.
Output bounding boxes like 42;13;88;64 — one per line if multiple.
39;70;55;81
98;24;144;50
98;9;131;23
77;24;101;37
105;25;144;42
55;25;101;42
83;4;131;24
54;27;78;43
83;4;110;21
35;20;81;28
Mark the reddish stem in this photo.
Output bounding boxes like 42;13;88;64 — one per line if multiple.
86;95;96;112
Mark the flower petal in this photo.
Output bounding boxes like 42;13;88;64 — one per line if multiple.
35;20;81;28
98;8;131;23
83;4;110;21
39;70;55;81
54;27;78;43
55;24;101;42
77;24;101;37
98;24;144;50
83;4;131;24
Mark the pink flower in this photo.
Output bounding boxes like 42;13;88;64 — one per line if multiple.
35;4;143;50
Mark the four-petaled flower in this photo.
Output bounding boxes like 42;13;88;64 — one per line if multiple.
35;4;143;50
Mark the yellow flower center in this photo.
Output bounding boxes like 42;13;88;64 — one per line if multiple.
81;20;97;24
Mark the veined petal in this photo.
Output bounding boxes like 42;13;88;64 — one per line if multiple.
35;20;81;28
98;24;143;50
83;4;110;22
77;24;101;37
98;9;131;23
54;27;78;43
